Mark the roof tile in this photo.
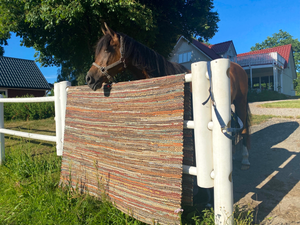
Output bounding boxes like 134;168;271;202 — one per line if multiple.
0;56;51;90
237;44;292;64
191;39;220;60
209;41;233;54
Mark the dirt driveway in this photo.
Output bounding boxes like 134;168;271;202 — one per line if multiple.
233;102;300;224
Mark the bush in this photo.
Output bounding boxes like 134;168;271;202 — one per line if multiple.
3;94;55;121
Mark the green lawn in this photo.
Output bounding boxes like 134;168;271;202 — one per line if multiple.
258;100;300;108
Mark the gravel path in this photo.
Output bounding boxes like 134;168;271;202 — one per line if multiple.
233;100;300;224
249;100;300;118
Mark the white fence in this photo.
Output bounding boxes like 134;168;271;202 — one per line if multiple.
183;59;233;225
0;59;233;224
0;81;70;164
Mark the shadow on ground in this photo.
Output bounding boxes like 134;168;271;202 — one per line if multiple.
233;119;300;223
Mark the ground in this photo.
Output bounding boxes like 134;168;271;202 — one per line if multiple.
233;102;300;224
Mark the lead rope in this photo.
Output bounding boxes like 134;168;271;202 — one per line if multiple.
202;62;243;140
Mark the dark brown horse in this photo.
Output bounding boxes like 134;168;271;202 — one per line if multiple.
86;24;251;169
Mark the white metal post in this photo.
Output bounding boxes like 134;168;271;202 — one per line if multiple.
211;59;233;225
54;83;63;156
0;95;4;165
59;81;70;154
191;61;214;188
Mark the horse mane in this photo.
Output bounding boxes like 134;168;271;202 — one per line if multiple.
95;33;189;78
121;33;189;77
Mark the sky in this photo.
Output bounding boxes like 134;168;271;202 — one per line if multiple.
3;0;300;84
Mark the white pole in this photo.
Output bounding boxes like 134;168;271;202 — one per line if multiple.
0;95;4;165
250;66;253;89
54;83;63;156
191;61;214;188
210;59;233;225
59;81;70;154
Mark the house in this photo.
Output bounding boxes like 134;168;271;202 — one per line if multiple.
209;40;237;62
169;36;237;70
170;37;297;96
237;44;297;96
170;36;221;70
0;56;51;97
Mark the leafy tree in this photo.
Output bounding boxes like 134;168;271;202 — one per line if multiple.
294;72;300;95
251;30;300;72
0;0;219;85
0;36;9;56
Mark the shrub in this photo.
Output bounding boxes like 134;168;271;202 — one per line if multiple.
3;94;54;121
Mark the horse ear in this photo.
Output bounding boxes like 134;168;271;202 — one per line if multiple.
103;22;119;46
101;26;106;35
104;22;116;37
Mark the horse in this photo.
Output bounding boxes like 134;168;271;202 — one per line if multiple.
86;23;251;170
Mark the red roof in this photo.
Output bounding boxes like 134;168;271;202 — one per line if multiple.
191;39;221;60
237;44;292;65
209;41;233;54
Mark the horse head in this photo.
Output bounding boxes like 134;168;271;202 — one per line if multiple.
86;23;126;91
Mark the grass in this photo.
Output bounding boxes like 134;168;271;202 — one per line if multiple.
248;90;300;103
0;118;255;224
251;115;279;125
1;118;146;225
258;100;300;108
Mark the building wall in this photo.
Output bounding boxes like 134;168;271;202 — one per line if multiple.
169;39;211;70
7;89;47;98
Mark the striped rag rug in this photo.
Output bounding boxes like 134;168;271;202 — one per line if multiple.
60;74;194;225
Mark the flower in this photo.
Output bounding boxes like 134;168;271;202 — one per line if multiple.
174;208;184;214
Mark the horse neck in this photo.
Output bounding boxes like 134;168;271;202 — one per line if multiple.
126;64;149;79
123;35;188;78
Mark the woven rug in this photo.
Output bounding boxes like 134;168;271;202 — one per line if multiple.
60;74;194;225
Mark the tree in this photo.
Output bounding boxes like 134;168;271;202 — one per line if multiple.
294;72;300;95
0;38;6;56
0;0;219;85
251;30;300;72
0;34;9;56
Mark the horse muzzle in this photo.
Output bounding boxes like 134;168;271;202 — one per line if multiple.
86;72;106;91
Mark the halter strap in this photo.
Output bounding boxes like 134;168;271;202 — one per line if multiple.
202;62;243;140
92;35;126;83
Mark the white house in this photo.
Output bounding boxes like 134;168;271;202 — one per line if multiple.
170;37;297;96
237;44;297;96
170;36;237;70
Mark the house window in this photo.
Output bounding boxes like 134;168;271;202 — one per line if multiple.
0;90;7;97
178;52;192;63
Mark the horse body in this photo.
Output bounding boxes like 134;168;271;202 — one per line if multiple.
86;24;251;169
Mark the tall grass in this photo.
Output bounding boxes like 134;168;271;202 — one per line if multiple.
0;119;145;224
0;119;255;224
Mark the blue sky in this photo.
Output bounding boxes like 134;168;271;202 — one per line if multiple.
3;0;300;84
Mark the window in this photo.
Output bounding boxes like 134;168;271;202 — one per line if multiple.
178;52;192;63
0;90;7;97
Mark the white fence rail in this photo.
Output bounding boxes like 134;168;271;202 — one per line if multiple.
0;81;70;164
183;59;233;225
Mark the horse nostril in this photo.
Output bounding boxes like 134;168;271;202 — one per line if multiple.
86;73;94;85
